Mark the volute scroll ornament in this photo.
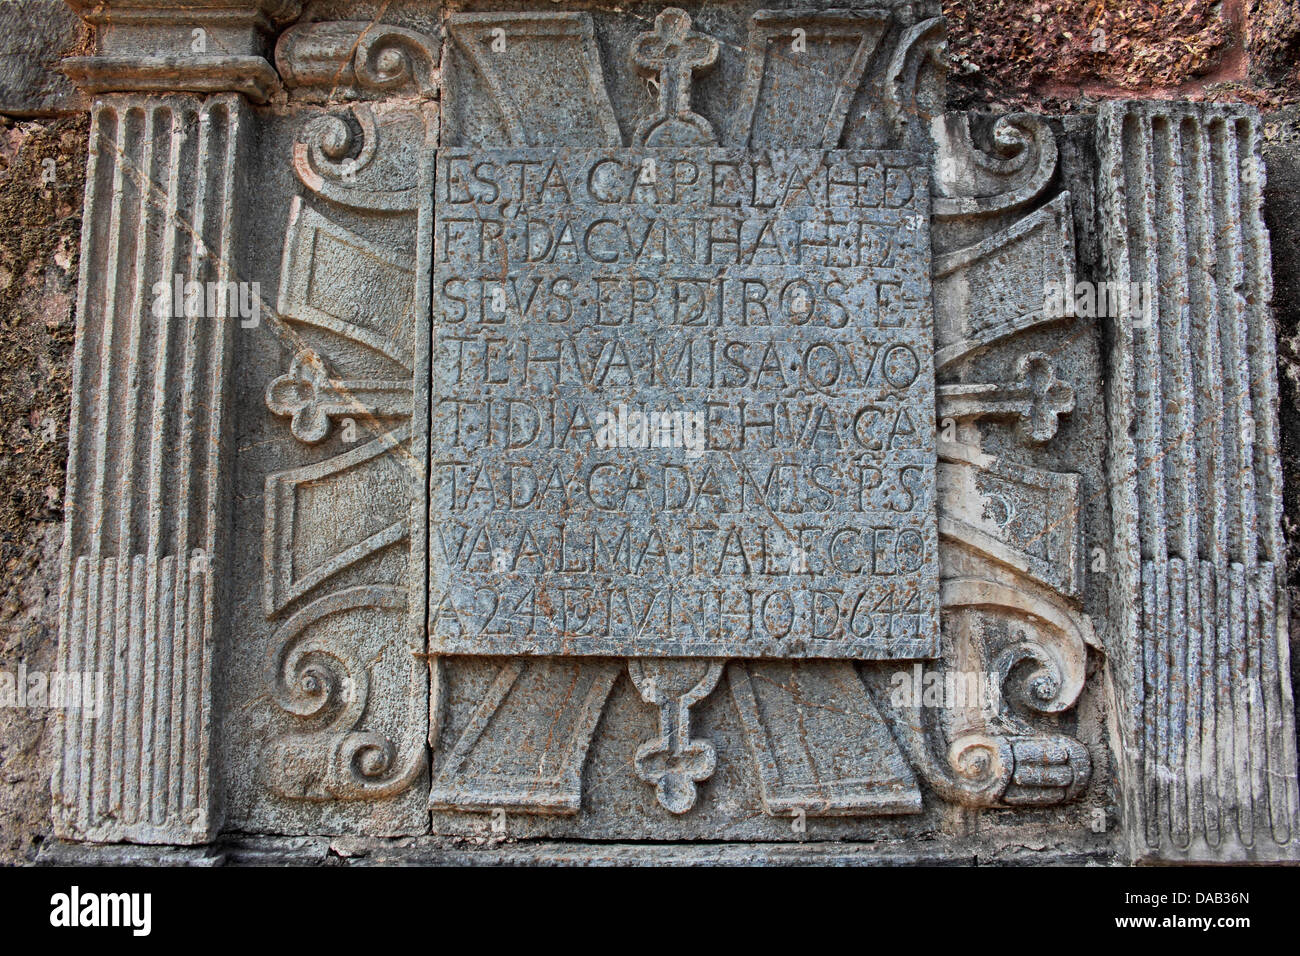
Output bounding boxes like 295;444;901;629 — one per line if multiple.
265;586;428;801
876;575;1094;809
291;104;425;212
276;21;439;99
932;112;1060;219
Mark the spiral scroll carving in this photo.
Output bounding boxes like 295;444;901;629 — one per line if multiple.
276;21;437;97
933;112;1059;219
354;28;437;95
265;586;426;800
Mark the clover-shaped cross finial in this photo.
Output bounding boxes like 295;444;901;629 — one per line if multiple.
266;350;334;444
631;7;719;146
266;349;414;445
1017;352;1075;445
937;351;1076;445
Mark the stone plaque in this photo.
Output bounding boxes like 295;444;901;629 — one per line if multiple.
429;147;937;658
36;0;1300;864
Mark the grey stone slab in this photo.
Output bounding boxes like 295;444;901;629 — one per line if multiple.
429;146;939;659
38;833;1110;866
36;839;226;866
0;0;87;116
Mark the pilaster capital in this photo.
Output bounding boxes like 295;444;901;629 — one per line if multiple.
61;0;300;102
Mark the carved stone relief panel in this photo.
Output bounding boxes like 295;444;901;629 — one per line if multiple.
48;0;1299;861
223;93;438;836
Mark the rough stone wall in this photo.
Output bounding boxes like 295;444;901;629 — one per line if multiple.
945;0;1299;109
0;115;86;864
0;1;1297;863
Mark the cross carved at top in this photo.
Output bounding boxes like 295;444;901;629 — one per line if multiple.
631;7;719;146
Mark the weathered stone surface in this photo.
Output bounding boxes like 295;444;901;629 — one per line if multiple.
5;0;1293;864
0;114;85;866
429;146;938;659
38;831;1108;866
1099;100;1299;861
0;0;86;116
54;94;253;844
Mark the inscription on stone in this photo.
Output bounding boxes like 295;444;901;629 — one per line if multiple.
428;147;938;657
